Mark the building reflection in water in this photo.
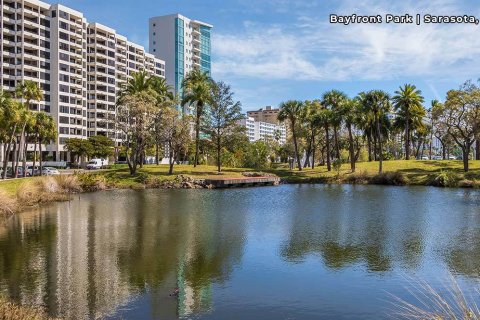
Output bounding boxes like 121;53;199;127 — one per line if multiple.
0;189;246;319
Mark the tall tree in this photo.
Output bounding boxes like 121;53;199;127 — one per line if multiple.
392;84;425;160
1;92;21;179
363;90;391;173
342;98;360;172
278;100;305;171
117;91;158;175
441;81;480;172
34;112;57;174
88;135;115;159
204;82;244;172
303;100;323;169
322;90;348;159
64;138;93;165
181;69;214;167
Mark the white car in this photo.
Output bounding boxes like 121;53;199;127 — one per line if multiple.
42;167;60;176
86;158;108;170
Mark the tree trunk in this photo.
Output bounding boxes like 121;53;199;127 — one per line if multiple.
463;147;469;172
429;131;433;160
32;138;37;176
442;142;446;160
373;134;378;161
376;114;383;173
292;122;302;171
194;104;202;168
367;135;372;162
311;134;315;170
12;140;18;178
405;109;410;160
347;123;355;173
155;142;159;165
325;124;331;171
2;125;17;179
39;140;43;175
22;134;28;177
15;123;27;178
333;126;340;159
217;134;221;173
476;139;480;160
168;141;174;175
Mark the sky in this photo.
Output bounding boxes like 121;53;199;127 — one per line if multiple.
57;0;480;112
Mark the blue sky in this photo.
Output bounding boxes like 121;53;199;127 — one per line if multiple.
58;0;480;112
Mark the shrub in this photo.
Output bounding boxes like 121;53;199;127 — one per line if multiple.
370;171;408;186
458;179;480;188
76;173;107;192
135;172;150;184
429;170;459;187
332;159;342;178
55;175;83;193
0;191;17;217
344;170;370;184
16;181;42;206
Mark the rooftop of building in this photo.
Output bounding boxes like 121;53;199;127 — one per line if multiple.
247;106;279;113
149;14;213;28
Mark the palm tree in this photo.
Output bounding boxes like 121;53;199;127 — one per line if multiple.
363;90;391;173
34;112;57;174
278;100;305;171
322;90;348;159
118;70;152;103
342;98;360;172
392;84;425;160
303;100;323;169
181;69;214;167
1;93;21;179
15;80;43;177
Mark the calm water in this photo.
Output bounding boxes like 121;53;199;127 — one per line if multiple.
0;185;480;319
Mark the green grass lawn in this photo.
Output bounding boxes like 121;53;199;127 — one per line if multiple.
1;161;479;195
270;160;480;184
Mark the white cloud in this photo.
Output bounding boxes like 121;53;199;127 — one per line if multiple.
212;0;480;83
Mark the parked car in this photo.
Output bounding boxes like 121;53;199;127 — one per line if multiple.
6;167;31;178
42;167;60;176
421;156;429;160
27;165;40;176
86;158;108;170
432;155;443;160
448;155;457;160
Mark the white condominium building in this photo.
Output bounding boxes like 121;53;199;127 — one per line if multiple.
239;117;287;145
0;0;166;162
149;14;212;107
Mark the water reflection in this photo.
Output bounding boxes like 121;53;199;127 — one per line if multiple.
0;185;478;319
0;190;246;319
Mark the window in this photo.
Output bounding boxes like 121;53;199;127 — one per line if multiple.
60;95;69;103
60;106;69;113
153;23;156;27
59;116;69;124
51;11;56;18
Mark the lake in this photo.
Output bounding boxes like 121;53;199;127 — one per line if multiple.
0;185;479;319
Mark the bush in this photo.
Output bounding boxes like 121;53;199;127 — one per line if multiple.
16;181;42;206
429;170;459;187
0;191;17;217
76;173;107;192
344;171;370;184
458;179;480;188
370;171;408;186
55;175;82;193
135;172;150;184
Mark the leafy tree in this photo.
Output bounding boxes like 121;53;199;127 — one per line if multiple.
204;82;244;172
278;100;305;171
88;135;115;159
117;91;158;175
64;138;93;165
181;69;214;167
342;98;361;172
440;81;480;172
392;84;425;160
243;141;271;169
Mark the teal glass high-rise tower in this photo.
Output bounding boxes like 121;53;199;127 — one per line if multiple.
149;14;212;112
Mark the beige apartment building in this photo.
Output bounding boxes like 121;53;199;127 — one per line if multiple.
0;0;166;162
247;106;281;125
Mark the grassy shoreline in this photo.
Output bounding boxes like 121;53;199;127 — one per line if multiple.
1;161;480;217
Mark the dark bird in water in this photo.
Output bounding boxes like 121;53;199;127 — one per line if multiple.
169;288;180;297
